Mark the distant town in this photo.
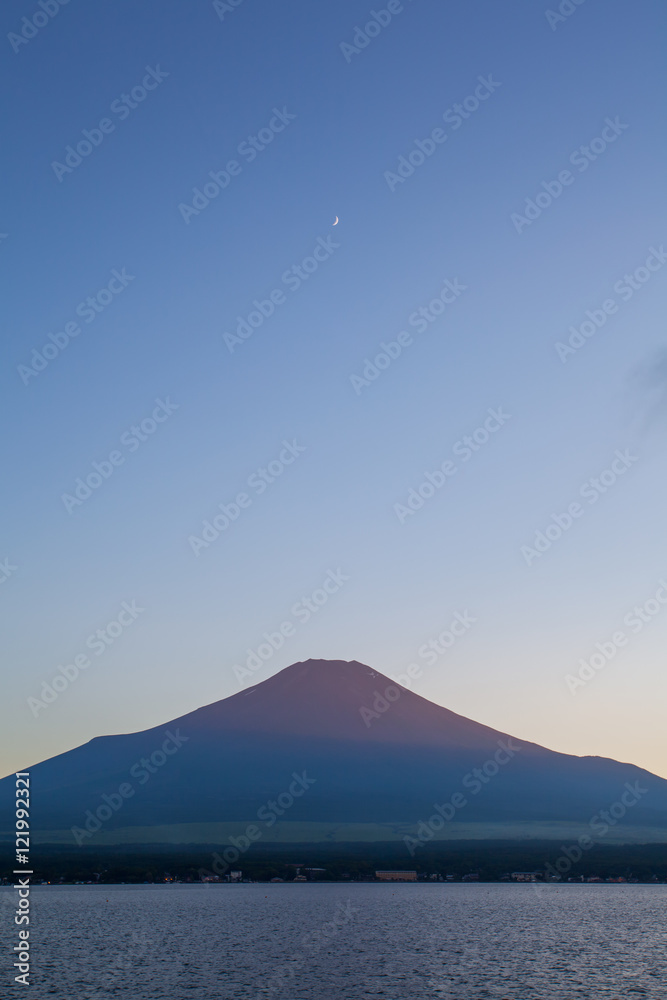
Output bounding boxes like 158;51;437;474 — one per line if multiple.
3;836;666;886
2;851;666;887
196;868;665;885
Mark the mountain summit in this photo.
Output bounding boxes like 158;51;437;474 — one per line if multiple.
179;658;524;749
3;659;666;846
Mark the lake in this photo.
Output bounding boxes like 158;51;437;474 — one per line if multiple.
2;882;665;998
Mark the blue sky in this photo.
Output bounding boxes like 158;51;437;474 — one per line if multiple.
2;0;666;779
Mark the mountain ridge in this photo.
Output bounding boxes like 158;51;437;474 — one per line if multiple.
2;659;666;846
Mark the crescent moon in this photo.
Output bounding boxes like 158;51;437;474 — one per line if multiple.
333;216;339;225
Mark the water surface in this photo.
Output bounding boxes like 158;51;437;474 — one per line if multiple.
2;883;665;998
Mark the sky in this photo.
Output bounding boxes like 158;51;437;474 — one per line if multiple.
1;0;666;781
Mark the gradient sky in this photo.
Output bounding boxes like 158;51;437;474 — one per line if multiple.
2;0;666;780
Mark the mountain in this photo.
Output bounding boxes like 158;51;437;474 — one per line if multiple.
2;659;667;847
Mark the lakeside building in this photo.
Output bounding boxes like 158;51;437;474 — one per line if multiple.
375;871;417;881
